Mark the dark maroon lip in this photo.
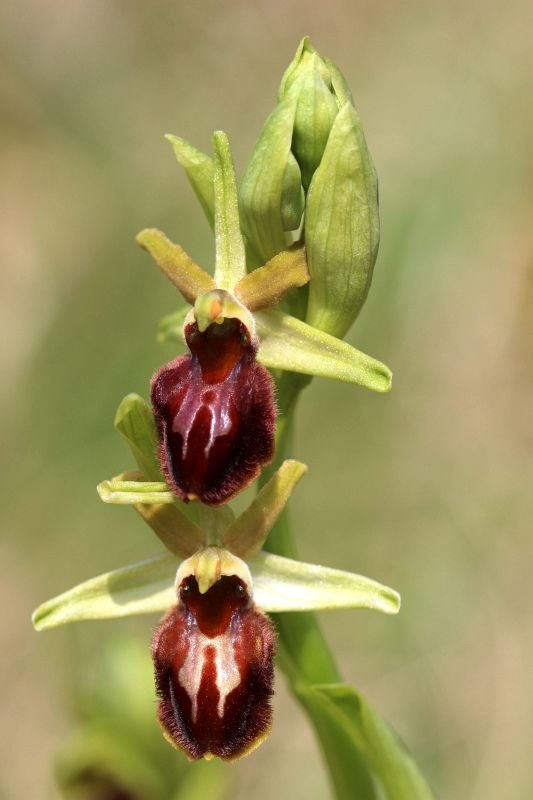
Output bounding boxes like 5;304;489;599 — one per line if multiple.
151;317;275;506
152;576;276;761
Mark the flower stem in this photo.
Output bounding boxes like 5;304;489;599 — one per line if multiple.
261;373;375;796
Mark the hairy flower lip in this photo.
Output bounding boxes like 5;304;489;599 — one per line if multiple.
152;591;276;762
151;316;275;506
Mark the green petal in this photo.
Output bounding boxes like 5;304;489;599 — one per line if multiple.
165;134;215;228
234;244;309;312
256;308;392;392
134;503;205;557
239;96;298;263
222;460;307;557
32;555;179;631
251;552;400;614
136;228;215;304
32;552;399;630
212;131;246;289
97;478;176;505
305;684;436;799
114;394;164;481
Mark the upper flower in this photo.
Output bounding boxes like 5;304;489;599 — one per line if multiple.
137;130;390;505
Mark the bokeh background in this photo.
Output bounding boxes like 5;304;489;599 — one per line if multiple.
1;1;532;798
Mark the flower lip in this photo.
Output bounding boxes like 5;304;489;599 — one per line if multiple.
151;313;275;506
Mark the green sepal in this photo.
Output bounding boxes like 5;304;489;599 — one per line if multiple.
32;554;178;631
32;552;399;630
289;53;340;190
222;460;307;557
212;131;247;289
256;308;392;392
280;151;305;231
305;102;380;338
165;134;215;229
114;394;164;481
252;552;400;614
278;36;332;100
239;96;298;263
301;684;436;800
136;228;215;303
324;57;354;106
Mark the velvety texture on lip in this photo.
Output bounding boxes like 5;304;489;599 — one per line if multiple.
152;576;276;761
151;318;275;506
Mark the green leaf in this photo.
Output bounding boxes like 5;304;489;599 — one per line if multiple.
136;228;215;303
114;394;164;481
234;244;309;312
212;131;247;289
97;478;176;505
32;552;399;630
288;679;377;800
256;308;392;392
305;102;380;339
308;684;436;800
251;551;400;614
222;460;308;557
165;134;215;228
239;96;298;263
32;554;179;631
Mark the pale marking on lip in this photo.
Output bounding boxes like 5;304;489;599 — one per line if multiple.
178;630;241;722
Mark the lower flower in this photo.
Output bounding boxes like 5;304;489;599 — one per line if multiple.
152;552;276;761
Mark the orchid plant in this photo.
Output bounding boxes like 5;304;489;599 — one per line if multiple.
33;37;435;800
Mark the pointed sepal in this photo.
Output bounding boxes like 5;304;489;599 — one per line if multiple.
239;97;298;263
250;552;400;614
114;393;164;481
212;131;247;290
256;309;392;392
165;134;215;228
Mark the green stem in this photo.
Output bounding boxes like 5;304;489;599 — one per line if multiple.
261;372;375;794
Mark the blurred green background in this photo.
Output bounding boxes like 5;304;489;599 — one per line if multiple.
1;1;532;798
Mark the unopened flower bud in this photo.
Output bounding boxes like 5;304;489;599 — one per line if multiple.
305;101;379;338
278;37;380;337
279;40;340;190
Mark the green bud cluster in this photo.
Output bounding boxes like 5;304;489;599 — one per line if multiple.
240;36;380;339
